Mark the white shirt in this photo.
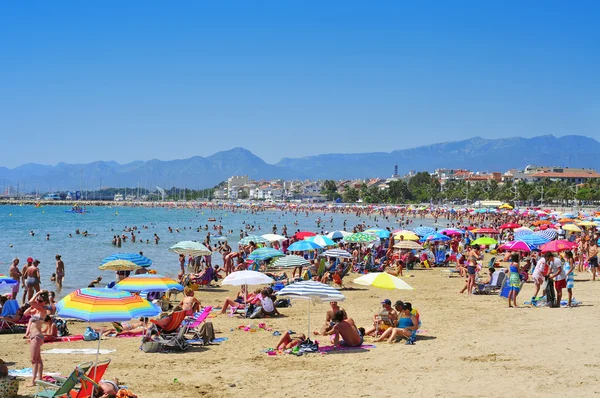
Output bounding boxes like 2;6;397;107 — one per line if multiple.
549;259;565;281
533;258;546;278
260;296;275;312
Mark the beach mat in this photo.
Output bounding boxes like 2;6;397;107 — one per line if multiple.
43;335;85;343
43;348;116;355
8;368;60;378
318;344;376;353
187;337;228;344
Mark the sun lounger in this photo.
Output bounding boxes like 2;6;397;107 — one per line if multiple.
34;362;93;398
183;307;213;341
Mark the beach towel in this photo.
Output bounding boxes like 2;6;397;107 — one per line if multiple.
7;368;60;378
318;344;376;353
43;334;85;343
42;348;116;355
187;337;228;344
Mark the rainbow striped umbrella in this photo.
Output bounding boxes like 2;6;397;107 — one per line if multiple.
56;288;161;322
115;274;184;293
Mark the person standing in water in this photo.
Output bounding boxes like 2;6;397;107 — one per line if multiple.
8;258;22;300
55;255;65;288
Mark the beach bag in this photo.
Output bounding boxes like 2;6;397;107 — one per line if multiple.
196;322;215;344
294;338;319;356
275;299;291;308
0;377;19;398
53;319;70;337
83;326;99;341
141;340;163;353
545;277;558;308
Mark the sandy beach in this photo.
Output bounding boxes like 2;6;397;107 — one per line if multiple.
3;261;600;398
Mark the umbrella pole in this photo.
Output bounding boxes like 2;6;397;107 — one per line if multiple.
94;324;103;379
307;299;310;339
245;284;248;319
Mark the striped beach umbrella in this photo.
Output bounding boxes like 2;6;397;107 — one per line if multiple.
534;229;557;241
320;249;352;258
115;274;184;293
326;230;351;240
98;260;141;272
304;235;336;247
343;232;379;244
101;253;152;268
261;234;286;242
248;247;285;261
365;228;391;238
238;235;269;245
393;241;423;250
287;240;322;251
271;255;310;268
168;241;211;256
516;234;549;247
413;226;436;236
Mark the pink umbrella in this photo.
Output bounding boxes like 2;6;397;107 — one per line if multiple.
441;229;463;236
539;240;577;253
497;241;534;252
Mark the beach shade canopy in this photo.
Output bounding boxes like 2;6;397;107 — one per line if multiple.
277;280;346;337
0;274;18;293
393;230;420;241
221;270;274;286
539;240;578;253
98;260;142;272
168;241;211;256
497;241;535;252
304;235;336;247
393;240;424;250
353;272;414;290
471;237;498;246
320;249;352;258
413;226;436;236
115;274;183;293
365;228;391;238
326;230;352;240
562;224;582;232
56;288;161;323
271;255;310;268
294;231;316;240
287;240;322;251
261;234;286;242
248;247;285;261
516;234;550;246
440;228;464;236
558;218;577;224
101;253;152;268
423;233;451;242
238;235;269;245
343;232;379;244
514;227;534;235
499;223;521;230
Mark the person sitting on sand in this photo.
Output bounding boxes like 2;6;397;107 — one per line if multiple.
42;315;58;340
313;301;347;335
375;302;418;344
386;259;404;277
219;286;259;314
324;310;364;349
178;287;201;316
256;288;279;318
364;299;398;336
276;331;307;350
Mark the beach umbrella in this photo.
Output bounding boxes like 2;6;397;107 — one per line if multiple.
516;234;549;247
497;241;535;252
0;275;18;293
577;221;598;227
353;272;414;290
168;241;211;256
393;241;424;250
271;255;310;268
276;280;346;336
532;220;552;226
471;228;500;234
393;230;420;241
294;231;316;240
101;253;152;268
413;226;436;236
238;235;269;245
534;230;557;241
221;270;274;286
248;247;285;261
539;240;577;253
440;229;464;236
562;224;581;232
343;232;379;244
423;233;451;242
558;218;577;224
365;228;391;238
115;274;184;293
56;288;160;366
499;203;513;209
98;260;142;272
304;235;336;247
261;234;286;242
471;237;498;246
499;223;521;230
326;230;351;240
320;249;352;258
287;240;322;251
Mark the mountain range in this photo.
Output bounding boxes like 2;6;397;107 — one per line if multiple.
2;135;599;192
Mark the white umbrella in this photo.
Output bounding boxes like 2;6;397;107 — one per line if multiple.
277;280;346;336
326;230;352;240
393;241;424;250
168;241;211;256
320;249;352;259
261;234;286;242
271;255;310;268
221;271;274;318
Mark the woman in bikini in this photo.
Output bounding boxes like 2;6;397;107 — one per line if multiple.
276;332;306;350
27;290;50;386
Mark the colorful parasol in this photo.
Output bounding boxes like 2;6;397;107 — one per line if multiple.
115;274;184;293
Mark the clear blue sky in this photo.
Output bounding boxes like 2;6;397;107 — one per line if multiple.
0;1;598;167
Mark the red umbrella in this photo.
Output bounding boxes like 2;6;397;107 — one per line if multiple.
539;240;577;253
499;223;521;230
294;231;316;240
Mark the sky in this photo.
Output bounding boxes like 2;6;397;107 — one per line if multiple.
0;1;599;167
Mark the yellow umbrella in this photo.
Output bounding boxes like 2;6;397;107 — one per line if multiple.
98;260;142;271
499;203;513;209
577;221;598;227
562;224;581;232
393;231;419;241
353;272;414;290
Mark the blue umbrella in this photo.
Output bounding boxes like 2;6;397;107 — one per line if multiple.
534;230;557;241
101;253;153;268
413;226;436;236
365;229;391;238
516;234;550;247
287;241;322;251
421;233;451;242
248;247;285;261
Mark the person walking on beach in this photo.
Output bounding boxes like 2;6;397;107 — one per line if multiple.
507;253;521;308
564;250;576;307
55;254;64;288
8;258;22;300
588;239;598;281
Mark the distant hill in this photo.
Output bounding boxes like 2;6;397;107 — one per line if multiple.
1;135;599;192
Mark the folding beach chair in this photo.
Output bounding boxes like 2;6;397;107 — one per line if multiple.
149;310;187;337
0;300;29;333
182;306;213;340
156;325;189;351
34;362;94;398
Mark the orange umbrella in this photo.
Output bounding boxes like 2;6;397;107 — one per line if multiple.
557;218;576;224
532;220;552;226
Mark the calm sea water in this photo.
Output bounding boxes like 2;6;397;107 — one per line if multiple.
0;205;438;298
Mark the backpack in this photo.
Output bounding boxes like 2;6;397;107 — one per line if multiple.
274;299;291;308
53;318;70;337
83;326;99;341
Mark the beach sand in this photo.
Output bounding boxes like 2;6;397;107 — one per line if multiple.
3;264;600;397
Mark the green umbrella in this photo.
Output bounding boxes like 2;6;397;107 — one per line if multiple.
471;237;498;246
343;232;379;243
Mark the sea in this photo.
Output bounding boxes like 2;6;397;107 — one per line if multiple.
0;204;439;298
